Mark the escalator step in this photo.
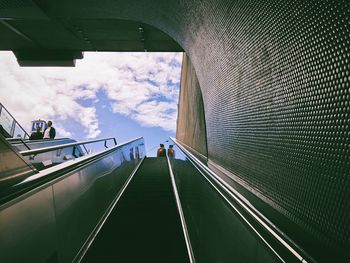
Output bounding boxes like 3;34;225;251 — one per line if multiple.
82;157;189;263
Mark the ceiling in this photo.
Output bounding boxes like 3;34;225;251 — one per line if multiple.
0;0;183;66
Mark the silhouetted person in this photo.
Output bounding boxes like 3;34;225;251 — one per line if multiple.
157;143;167;157
43;120;56;139
29;126;43;140
168;145;175;158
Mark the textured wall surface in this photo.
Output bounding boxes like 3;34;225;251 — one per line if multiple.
1;0;350;260
176;53;207;158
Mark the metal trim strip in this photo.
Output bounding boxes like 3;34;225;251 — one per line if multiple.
166;155;195;263
170;137;310;263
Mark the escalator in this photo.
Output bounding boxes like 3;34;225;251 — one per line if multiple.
81;158;189;263
8;137;86;171
0;136;309;263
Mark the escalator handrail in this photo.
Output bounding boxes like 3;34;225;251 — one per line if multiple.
166;155;195;263
19;137;118;156
13;138;31;150
0;102;30;138
6;137;70;143
0;137;143;208
74;156;146;262
169;137;310;263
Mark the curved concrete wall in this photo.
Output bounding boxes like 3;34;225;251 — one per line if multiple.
176;53;207;158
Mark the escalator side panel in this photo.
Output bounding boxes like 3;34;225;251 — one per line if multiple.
0;138;145;263
53;159;138;262
0;186;57;263
170;157;281;263
0;134;36;191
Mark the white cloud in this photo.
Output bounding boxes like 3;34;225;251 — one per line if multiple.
100;53;182;131
133;101;178;131
0;51;182;139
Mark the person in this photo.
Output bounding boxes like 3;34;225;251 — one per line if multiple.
29;126;44;140
43;120;56;139
168;145;175;158
157;143;166;157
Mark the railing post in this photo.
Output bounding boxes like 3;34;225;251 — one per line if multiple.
57;148;62;157
72;146;78;158
83;144;89;155
20;138;31;150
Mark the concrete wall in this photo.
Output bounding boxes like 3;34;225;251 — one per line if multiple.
176;53;207;158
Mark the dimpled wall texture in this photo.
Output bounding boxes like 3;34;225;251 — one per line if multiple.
172;0;350;256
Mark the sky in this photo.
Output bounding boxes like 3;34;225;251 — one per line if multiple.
0;51;183;156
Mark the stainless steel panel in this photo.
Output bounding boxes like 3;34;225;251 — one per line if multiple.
53;140;145;262
169;145;280;263
0;138;146;263
0;135;36;191
0;186;57;263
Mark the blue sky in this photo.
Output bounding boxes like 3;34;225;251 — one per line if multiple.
0;51;183;156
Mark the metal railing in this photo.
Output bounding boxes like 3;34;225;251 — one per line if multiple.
2;137;143;206
169;137;312;263
6;137;70;143
166;155;195;263
7;138;73;151
20;137;117;157
0;102;30;139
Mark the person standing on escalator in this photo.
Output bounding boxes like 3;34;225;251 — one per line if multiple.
43;120;56;139
157;143;167;157
167;145;175;158
29;126;43;140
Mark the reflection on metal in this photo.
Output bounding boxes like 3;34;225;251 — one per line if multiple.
166;156;195;263
9;139;80;171
13;138;31;150
16;137;144;186
0;137;146;263
0;135;37;188
170;137;310;263
72;146;78;158
57;148;62;157
7;137;69;143
73;157;146;263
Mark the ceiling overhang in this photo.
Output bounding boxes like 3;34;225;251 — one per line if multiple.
0;0;183;66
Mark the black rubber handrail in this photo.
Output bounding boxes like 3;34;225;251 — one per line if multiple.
169;137;312;263
166;155;195;263
19;137;117;156
6;137;70;142
73;156;146;262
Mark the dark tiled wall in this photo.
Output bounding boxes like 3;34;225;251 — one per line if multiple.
173;0;350;257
